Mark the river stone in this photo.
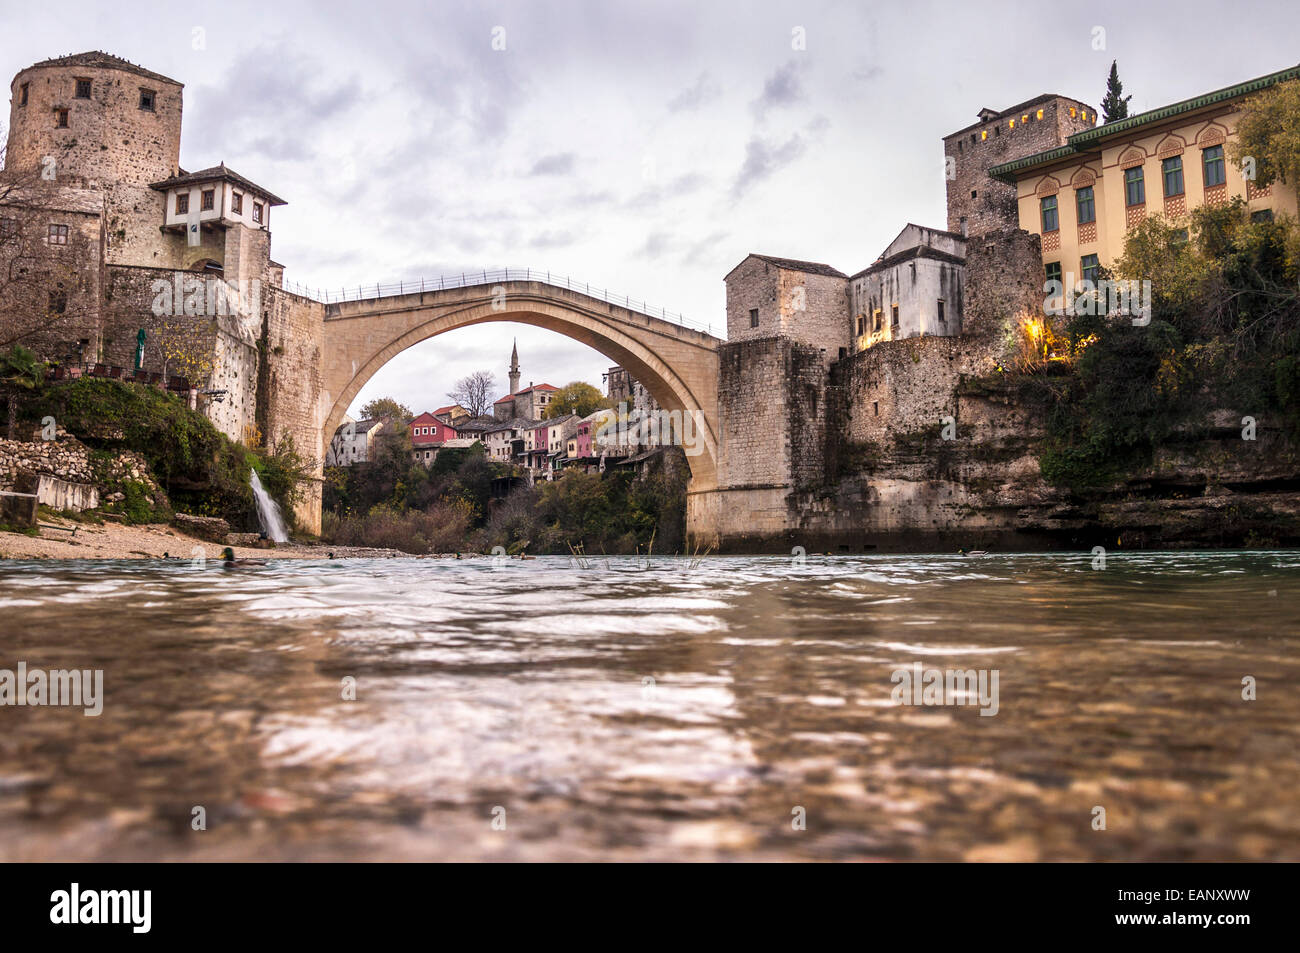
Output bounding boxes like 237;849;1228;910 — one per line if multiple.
0;491;38;528
225;532;262;547
173;513;231;542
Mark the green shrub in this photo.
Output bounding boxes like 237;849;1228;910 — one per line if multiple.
22;377;306;531
1033;202;1300;488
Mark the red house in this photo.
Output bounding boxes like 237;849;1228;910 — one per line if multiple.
410;411;458;448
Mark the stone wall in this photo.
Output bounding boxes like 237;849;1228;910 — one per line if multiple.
717;338;794;489
100;264;261;443
962;227;1046;350
850;253;965;345
725;257;849;354
778;268;850;359
6;59;183;191
943;96;1094;237
0;189;105;363
0;434;156;498
694;335;831;548
261;286;326;533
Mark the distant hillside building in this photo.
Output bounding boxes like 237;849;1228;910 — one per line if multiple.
432;404;471;426
325;416;386;466
604;365;660;418
489;341;557;420
483;417;535;463
410;410;458;447
493;382;556;421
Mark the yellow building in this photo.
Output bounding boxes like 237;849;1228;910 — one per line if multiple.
989;63;1300;285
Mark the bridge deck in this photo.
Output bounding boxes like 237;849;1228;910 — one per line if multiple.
288;267;722;340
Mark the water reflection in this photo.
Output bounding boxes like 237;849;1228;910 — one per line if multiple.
1;552;1297;860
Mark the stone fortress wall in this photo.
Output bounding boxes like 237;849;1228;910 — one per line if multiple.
2;52;326;532
942;95;1095;238
690;88;1090;551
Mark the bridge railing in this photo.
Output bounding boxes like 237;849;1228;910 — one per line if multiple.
284;268;718;337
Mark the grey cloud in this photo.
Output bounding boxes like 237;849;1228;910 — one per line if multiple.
624;171;711;210
529;230;576;250
751;61;806;117
638;232;673;259
682;230;730;265
188;45;363;163
667;72;721;112
529;153;577;176
636;227;728;264
731;133;808;199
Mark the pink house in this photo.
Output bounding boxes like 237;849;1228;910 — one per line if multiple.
529;421;551;469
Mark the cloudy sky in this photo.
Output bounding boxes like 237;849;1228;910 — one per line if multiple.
4;0;1298;416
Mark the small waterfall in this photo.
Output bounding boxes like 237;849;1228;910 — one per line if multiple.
249;470;289;543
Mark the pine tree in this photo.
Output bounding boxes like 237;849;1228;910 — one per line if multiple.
1100;60;1132;123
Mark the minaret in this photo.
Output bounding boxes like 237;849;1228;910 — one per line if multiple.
508;339;521;394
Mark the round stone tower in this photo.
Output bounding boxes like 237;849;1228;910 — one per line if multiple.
5;51;183;187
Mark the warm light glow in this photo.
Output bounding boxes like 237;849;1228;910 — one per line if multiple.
1036;109;1044;120
1070;107;1077;118
981;130;988;140
1009;119;1015;128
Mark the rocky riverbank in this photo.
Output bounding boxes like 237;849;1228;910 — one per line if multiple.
0;517;410;561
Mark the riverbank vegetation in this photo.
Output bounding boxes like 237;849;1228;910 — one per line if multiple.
2;367;311;530
1022;198;1300;488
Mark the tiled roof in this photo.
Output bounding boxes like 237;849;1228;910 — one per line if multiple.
1069;62;1300;147
22;51;182;87
849;245;966;281
149;163;287;205
333;417;385;435
730;254;847;279
483;416;539;433
988;62;1300;183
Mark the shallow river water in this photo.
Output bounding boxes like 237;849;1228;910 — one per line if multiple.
1;551;1297;861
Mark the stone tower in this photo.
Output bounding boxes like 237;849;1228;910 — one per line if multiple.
508;339;521;394
943;94;1095;237
6;52;185;267
6;51;183;186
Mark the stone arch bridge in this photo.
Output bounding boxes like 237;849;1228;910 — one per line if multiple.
318;273;722;519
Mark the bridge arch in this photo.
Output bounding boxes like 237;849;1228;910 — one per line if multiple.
319;280;721;490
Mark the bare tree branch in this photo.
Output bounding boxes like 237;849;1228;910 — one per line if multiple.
447;370;497;417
